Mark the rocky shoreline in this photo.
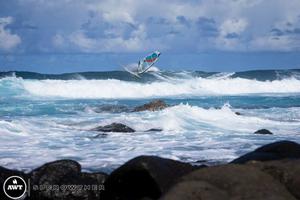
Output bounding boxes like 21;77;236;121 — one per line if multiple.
1;140;300;200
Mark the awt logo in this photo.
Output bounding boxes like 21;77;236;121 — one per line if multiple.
3;176;27;199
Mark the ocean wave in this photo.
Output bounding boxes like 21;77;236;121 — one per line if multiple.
1;102;300;171
1;75;300;99
3;103;298;137
96;103;300;133
1;69;300;81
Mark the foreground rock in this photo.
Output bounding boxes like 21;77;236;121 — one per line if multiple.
2;141;300;200
102;156;196;200
1;160;107;200
247;159;300;199
254;129;273;135
133;100;168;112
231;140;300;164
91;123;135;132
161;164;296;200
29;160;107;200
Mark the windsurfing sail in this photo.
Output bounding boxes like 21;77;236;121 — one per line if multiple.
123;51;161;77
137;51;161;74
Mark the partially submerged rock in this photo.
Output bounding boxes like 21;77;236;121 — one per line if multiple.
133;100;168;112
91;123;135;133
91;104;130;113
102;155;196;200
231;140;300;164
254;129;273;135
145;128;163;132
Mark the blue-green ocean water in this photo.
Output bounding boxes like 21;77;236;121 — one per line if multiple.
0;69;300;172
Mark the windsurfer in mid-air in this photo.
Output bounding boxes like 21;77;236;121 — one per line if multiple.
123;51;161;77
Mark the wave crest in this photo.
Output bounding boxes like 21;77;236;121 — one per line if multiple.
1;75;300;99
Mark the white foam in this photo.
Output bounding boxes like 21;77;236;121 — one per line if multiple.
14;77;300;99
1;103;300;171
98;103;300;134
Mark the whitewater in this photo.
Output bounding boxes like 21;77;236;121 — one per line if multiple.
0;70;300;172
1;71;300;99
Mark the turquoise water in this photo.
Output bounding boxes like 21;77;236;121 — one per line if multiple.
0;70;300;172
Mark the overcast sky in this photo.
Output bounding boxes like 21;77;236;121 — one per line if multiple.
0;0;300;72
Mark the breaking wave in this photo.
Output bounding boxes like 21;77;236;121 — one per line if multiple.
0;73;300;99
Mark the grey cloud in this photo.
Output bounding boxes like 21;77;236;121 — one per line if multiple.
286;28;300;34
1;0;300;53
146;17;170;25
271;27;300;36
270;28;284;36
176;16;190;27
196;17;218;37
225;33;240;39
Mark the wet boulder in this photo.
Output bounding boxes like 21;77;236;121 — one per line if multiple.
231;140;300;164
29;160;107;200
160;180;228;200
161;164;296;200
247;159;300;199
134;100;168;112
91;123;135;133
102;155;196;200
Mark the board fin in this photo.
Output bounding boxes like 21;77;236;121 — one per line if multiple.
122;65;141;78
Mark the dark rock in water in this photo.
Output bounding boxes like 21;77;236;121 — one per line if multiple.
102;155;196;200
161;164;296;200
92;104;130;113
91;123;135;132
231;140;300;164
133;100;168;112
0;166;28;200
93;133;108;138
145;128;163;132
254;129;273;135
247;159;300;199
29;160;107;200
235;112;241;115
